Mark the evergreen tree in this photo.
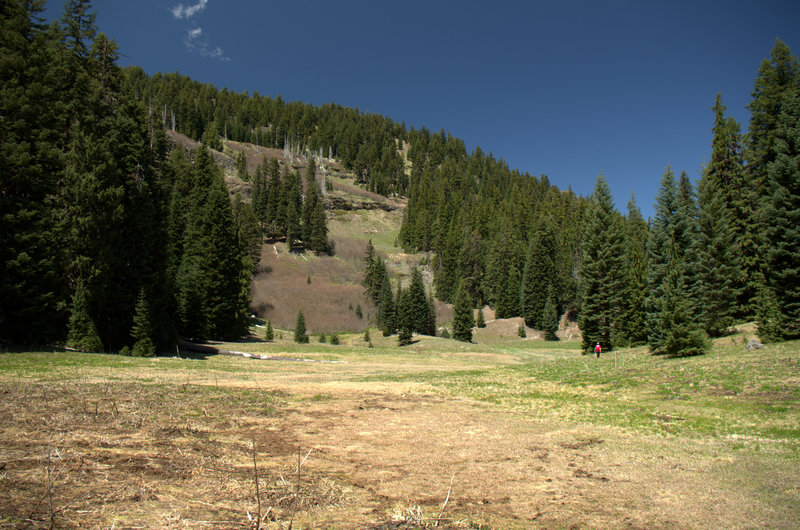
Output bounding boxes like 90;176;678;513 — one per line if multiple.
645;167;680;352
495;264;521;319
396;285;413;346
67;279;103;352
452;281;475;342
658;243;709;357
294;310;309;344
264;319;274;341
617;196;649;345
762;88;800;339
0;1;69;345
521;225;558;329
131;288;155;357
476;306;486;328
707;94;752;316
378;274;396;335
695;161;741;337
408;267;432;335
579;175;625;352
541;290;559;341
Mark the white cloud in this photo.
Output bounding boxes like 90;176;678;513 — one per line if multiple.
184;27;228;62
172;0;208;20
187;27;202;40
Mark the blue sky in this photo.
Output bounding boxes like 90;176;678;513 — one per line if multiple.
45;0;800;219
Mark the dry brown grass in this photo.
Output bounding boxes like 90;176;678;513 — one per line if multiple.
3;346;796;529
250;243;372;333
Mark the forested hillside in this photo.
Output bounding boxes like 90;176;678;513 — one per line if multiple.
2;1;799;356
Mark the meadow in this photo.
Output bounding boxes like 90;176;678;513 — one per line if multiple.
1;330;798;528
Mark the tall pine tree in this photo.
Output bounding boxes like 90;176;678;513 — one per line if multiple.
579;175;625;352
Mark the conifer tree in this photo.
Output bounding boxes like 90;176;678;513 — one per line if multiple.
0;1;69;345
645;167;680;352
396;285;413;346
408;267;431;335
658;243;709;357
452;281;475;342
579;175;625;352
378;274;396;336
695;161;741;337
541;290;559;341
294;310;309;344
707;94;752;316
476;306;486;328
521;226;558;329
762;88;800;339
618;196;649;346
67;280;103;352
495;264;521;319
131;288;155;357
264;319;274;342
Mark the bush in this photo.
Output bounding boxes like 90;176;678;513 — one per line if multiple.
329;333;340;345
517;323;527;338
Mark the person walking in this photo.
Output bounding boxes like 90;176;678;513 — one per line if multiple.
594;342;601;358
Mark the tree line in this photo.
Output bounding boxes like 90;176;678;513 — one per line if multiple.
3;2;797;358
1;1;253;351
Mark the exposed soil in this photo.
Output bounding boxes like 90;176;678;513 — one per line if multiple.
1;363;784;529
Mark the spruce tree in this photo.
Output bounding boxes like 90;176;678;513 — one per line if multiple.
618;196;649;346
762;88;800;339
378;274;396;336
408;267;431;335
0;1;69;345
67;279;103;352
396;285;413;346
131;288;155;357
452;281;475;342
294;310;309;344
695;161;741;337
579;175;625;352
645;167;680;352
495;264;521;319
541;290;559;341
521;226;557;329
264;319;274;342
476;305;486;328
658;244;709;357
707;94;752;317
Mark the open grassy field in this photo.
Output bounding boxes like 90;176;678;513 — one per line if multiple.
1;332;798;528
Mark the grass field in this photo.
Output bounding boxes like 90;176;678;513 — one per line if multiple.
1;332;798;528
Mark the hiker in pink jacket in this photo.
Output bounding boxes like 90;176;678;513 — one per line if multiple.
594;342;601;358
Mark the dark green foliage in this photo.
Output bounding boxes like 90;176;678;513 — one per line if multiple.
521;225;558;329
364;328;371;343
541;291;559;341
755;273;784;342
131;289;155;357
264;320;274;341
762;88;800;339
517;323;527;338
657;244;709;357
476;306;486;328
67;280;103;352
378;274;396;335
695;159;741;337
645;167;679;352
294;310;309;344
329;333;340;345
452;282;475;342
495;264;521;319
617;196;649;346
579;176;625;352
408;268;434;335
707;94;753;317
0;0;69;345
318;333;327;344
396;284;413;345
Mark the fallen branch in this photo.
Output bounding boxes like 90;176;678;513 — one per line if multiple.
436;473;455;523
